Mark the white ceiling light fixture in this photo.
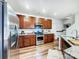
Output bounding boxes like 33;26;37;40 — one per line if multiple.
26;4;30;9
42;9;46;13
53;12;57;16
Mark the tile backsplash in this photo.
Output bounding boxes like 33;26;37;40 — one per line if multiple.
18;29;52;34
18;29;35;34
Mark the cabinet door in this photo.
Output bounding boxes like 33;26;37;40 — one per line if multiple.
18;36;24;48
44;34;48;43
30;35;36;46
48;34;54;42
44;34;54;43
39;18;47;28
27;16;36;29
24;21;30;29
47;19;52;29
39;18;52;29
47;34;52;42
17;15;25;29
24;36;30;47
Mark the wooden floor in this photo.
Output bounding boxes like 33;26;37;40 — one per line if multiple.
10;42;56;59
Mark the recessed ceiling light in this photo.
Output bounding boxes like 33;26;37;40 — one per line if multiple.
26;4;30;9
53;13;57;16
42;9;46;13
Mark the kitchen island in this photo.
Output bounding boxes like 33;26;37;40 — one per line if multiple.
61;36;79;59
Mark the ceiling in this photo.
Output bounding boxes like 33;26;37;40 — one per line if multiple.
7;0;79;19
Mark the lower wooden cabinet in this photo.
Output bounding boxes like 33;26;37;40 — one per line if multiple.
18;34;54;48
44;34;54;43
44;34;48;43
23;36;30;47
18;35;36;48
18;36;24;48
30;35;36;46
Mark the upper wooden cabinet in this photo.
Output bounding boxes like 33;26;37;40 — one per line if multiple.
17;15;36;29
46;19;52;29
28;16;36;28
17;15;25;29
39;18;52;29
17;14;52;29
23;16;36;29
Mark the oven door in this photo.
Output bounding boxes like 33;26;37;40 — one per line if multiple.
36;35;44;45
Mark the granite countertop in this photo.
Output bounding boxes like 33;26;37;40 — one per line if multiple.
64;46;79;59
19;33;36;36
69;40;79;46
44;33;54;34
61;35;79;59
19;33;54;36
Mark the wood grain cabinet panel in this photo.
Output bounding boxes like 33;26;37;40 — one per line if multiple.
30;35;36;46
23;36;30;47
44;34;54;43
47;34;54;42
25;16;36;29
44;34;48;43
24;21;29;29
17;15;25;29
38;18;46;28
18;35;36;48
18;36;24;48
39;18;52;29
17;15;36;29
46;19;52;29
17;14;52;29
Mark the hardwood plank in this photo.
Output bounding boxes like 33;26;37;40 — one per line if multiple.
10;42;56;59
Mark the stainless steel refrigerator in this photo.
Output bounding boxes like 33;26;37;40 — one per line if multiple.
0;0;7;59
0;1;3;59
8;3;19;59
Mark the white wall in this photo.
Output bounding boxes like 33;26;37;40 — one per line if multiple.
51;18;64;39
8;4;19;28
66;13;79;38
75;13;79;31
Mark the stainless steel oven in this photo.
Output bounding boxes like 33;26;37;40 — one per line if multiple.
34;24;44;45
36;35;44;45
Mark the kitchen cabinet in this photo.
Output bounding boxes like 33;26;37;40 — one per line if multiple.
44;34;54;43
30;35;36;46
28;16;36;28
17;15;25;29
48;34;54;42
46;19;52;29
23;36;30;47
17;14;36;29
39;18;46;28
44;34;48;43
18;35;36;48
24;16;36;29
18;36;24;48
39;18;52;29
24;35;36;47
17;14;52;29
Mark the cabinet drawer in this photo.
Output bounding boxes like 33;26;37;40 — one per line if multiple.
44;34;54;43
24;38;30;47
18;36;24;48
